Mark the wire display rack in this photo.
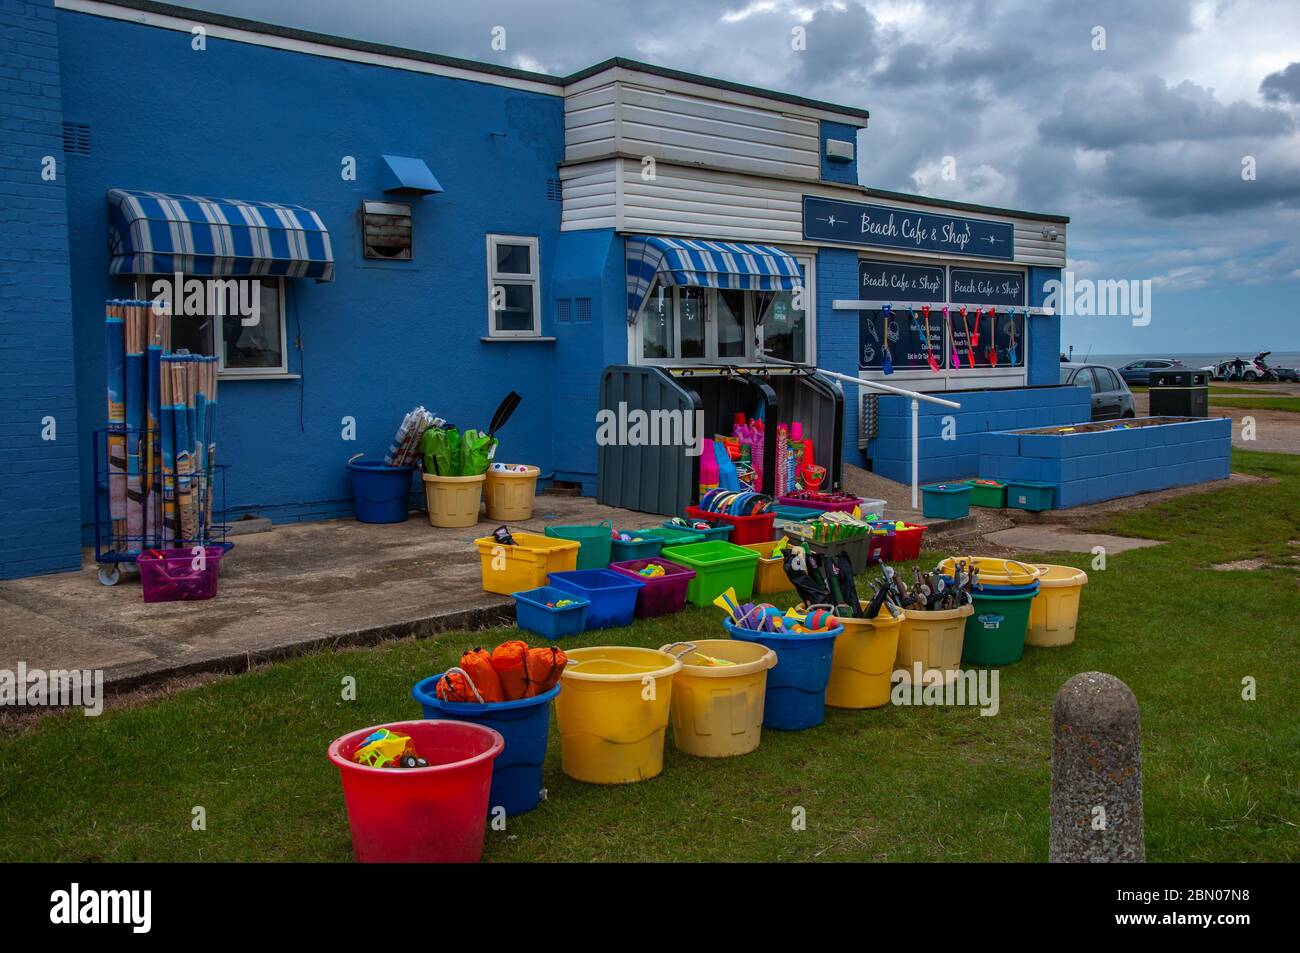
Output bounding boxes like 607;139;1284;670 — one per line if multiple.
92;426;232;586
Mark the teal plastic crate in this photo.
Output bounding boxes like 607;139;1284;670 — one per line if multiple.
920;483;971;520
1005;480;1055;512
609;529;664;562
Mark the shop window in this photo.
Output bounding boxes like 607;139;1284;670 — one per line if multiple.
486;234;541;337
135;276;288;377
635;256;814;365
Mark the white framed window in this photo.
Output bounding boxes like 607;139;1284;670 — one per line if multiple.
632;253;815;365
134;276;290;379
486;234;542;337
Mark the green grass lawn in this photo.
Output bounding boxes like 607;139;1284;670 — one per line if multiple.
2;452;1298;862
1209;396;1300;414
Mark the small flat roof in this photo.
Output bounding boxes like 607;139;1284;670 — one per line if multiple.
75;0;869;120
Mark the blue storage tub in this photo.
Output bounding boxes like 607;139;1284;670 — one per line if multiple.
512;586;591;639
411;674;560;816
609;529;665;563
547;569;645;629
661;519;733;542
723;617;840;730
347;458;414;524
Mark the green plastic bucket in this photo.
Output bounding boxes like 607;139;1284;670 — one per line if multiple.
637;526;697;546
660;540;759;607
965;480;1006;508
544;520;613;570
960;585;1040;665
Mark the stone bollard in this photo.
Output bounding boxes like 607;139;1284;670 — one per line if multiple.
1049;672;1145;862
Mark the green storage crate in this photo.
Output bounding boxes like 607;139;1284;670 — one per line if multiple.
920;483;971;520
544;520;613;569
965;479;1007;508
638;526;698;546
1005;480;1055;512
660;540;759;607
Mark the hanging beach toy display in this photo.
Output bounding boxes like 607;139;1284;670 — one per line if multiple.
922;305;940;372
1007;310;1019;365
959;307;975;368
944;306;958;368
881;304;893;375
970;307;981;349
986;306;998;367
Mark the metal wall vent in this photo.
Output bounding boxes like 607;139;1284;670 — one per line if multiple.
62;121;91;156
575;297;592;323
546;178;563;202
859;392;879;448
361;200;412;260
556;298;572;323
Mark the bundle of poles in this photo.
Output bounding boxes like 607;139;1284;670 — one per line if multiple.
105;300;218;553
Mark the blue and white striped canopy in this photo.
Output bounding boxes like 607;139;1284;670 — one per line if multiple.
108;188;334;281
626;235;803;323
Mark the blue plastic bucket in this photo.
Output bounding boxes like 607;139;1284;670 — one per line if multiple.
513;586;591;639
411;674;560;817
348;458;414;523
547;569;644;629
723;618;839;730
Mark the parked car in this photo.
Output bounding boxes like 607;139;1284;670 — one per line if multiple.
1060;363;1136;420
1203;353;1297;382
1118;358;1183;385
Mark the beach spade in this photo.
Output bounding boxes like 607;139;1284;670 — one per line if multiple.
970;307;981;348
986;307;998;367
922;305;940;372
881;305;893;375
1007;312;1019;365
959;307;975;368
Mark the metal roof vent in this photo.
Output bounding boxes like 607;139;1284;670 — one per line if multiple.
361;200;412;260
62;121;91;156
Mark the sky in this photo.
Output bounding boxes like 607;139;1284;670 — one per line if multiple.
181;0;1300;354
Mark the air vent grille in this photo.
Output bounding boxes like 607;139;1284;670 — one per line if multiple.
62;121;90;156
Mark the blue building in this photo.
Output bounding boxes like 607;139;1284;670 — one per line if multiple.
1;0;1076;579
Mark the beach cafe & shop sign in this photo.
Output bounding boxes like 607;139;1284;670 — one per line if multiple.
803;196;1014;261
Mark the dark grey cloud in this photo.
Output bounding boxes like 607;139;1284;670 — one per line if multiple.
791;3;883;87
1040;73;1294;149
1099;142;1300;217
1261;62;1300;104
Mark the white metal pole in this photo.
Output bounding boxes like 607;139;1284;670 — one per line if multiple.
911;398;919;510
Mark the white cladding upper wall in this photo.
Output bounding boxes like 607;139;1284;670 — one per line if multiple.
563;66;838;181
558;158;1068;268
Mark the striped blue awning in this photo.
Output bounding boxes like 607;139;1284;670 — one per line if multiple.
626;235;803;323
108;189;334;281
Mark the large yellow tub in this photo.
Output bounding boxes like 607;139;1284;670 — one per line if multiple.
659;639;777;758
813;602;904;709
555;646;682;784
894;603;974;682
1026;564;1088;647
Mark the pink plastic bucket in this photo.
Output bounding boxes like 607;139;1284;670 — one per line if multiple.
328;720;503;863
138;546;225;602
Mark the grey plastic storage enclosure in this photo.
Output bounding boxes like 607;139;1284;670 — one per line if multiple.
598;364;845;517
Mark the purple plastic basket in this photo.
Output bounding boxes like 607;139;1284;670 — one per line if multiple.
138;546;225;603
607;557;696;618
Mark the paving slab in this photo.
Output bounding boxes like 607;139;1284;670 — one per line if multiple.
983;526;1162;555
0;496;651;688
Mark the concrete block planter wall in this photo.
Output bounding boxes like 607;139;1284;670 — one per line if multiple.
979;417;1231;508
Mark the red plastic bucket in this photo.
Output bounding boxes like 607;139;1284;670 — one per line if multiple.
328;720;503;863
886;523;927;562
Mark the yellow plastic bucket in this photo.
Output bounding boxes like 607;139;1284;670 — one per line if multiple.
473;531;578;595
936;556;1041;588
556;646;682;784
805;602;903;709
895;603;974;683
422;473;485;528
659;639;777;758
483;465;540;521
1026;564;1088;647
742;540;793;594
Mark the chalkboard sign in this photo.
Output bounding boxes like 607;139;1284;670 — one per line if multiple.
946;305;1026;368
858;259;945;302
949;268;1026;307
859;305;945;371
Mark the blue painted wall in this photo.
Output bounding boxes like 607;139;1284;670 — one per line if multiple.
981;416;1231;507
0;0;83;579
1028;266;1063;385
867;385;1091;483
819;120;860;185
814;246;862;461
56;10;566;531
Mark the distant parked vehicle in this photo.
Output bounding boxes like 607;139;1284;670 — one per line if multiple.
1206;352;1295;382
1061;363;1136;421
1118;358;1183;385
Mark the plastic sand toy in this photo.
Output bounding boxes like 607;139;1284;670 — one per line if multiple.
352;729;429;769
